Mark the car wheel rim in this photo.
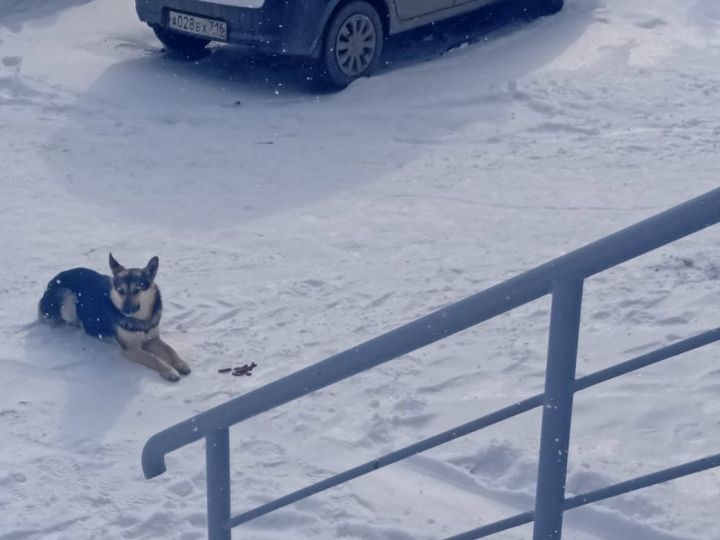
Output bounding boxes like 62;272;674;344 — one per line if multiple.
335;14;377;77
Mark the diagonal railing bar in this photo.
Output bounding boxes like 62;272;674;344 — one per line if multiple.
446;452;720;540
446;511;535;540
230;394;543;527
572;326;720;392
226;326;720;528
563;452;720;510
228;394;546;528
447;510;535;540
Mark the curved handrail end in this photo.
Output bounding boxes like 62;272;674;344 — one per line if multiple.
142;434;169;479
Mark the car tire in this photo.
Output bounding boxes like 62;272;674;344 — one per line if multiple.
532;0;564;16
152;25;210;60
319;2;384;89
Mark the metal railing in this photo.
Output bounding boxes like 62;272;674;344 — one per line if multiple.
142;188;720;540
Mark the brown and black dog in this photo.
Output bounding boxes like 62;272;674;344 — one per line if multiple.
39;254;190;381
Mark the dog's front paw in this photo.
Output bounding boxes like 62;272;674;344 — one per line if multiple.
160;368;181;382
175;361;191;376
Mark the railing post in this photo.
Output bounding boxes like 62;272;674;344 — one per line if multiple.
206;428;231;540
533;279;583;540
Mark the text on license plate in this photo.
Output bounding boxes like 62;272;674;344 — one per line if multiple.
168;11;227;41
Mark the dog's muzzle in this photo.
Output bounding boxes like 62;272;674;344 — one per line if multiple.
122;304;140;315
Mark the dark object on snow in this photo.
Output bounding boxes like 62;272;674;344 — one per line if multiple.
232;363;257;376
218;363;257;376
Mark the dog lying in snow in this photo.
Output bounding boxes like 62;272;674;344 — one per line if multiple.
38;254;190;381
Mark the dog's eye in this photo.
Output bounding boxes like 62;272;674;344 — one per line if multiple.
116;288;125;296
139;282;148;290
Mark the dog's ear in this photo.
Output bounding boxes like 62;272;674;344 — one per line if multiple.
109;253;125;275
144;256;159;282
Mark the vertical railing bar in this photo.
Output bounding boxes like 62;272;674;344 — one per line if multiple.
533;279;584;540
206;428;231;540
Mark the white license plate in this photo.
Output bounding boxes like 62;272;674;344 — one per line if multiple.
168;10;228;41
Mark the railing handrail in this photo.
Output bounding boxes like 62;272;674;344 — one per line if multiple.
142;187;720;480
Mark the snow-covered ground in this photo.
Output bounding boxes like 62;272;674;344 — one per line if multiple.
1;0;719;539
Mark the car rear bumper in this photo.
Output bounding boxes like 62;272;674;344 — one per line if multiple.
135;0;327;57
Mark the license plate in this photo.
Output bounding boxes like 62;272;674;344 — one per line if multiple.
167;10;228;41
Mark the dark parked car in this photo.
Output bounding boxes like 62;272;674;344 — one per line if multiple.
135;0;563;87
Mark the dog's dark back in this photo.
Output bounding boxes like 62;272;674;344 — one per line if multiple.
39;268;119;338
